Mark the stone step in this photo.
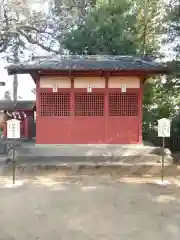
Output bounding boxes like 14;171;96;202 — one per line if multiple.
17;144;162;157
1;160;175;178
15;154;173;165
3;143;173;167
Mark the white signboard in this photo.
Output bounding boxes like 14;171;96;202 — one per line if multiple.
87;84;92;93
121;84;126;93
52;83;58;92
158;118;171;137
7;119;21;139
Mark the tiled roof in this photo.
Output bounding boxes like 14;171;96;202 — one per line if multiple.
0;101;35;111
6;55;168;75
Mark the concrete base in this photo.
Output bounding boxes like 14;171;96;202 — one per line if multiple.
12;143;173;166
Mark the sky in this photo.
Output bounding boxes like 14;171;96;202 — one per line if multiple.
0;43;55;100
0;60;36;100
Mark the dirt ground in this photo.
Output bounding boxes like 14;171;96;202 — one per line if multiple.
0;175;180;240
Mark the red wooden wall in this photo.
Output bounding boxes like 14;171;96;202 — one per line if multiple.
36;77;143;144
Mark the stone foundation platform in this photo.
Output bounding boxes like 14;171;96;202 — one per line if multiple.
12;143;173;166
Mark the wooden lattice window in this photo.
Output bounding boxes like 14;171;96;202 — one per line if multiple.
40;92;70;116
75;93;104;116
108;92;139;116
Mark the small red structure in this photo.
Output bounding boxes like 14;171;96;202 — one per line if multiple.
0;101;35;139
6;56;168;144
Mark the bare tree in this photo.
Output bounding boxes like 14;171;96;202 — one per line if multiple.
0;0;62;100
0;0;98;101
31;88;36;95
0;0;97;56
0;0;62;54
2;90;12;100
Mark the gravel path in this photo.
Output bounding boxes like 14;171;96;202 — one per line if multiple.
0;176;180;240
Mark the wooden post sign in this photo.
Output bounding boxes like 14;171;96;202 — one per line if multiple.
7;119;21;139
52;83;58;93
158;118;171;183
87;84;92;93
121;84;127;93
158;118;171;138
7;119;21;184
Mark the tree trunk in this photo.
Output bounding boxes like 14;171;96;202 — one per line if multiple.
13;43;19;102
13;74;18;101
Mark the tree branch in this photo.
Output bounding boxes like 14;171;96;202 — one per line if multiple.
0;38;10;53
17;25;52;34
19;30;60;53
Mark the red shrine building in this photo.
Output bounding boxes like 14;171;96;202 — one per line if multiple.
6;56;168;145
0;101;36;139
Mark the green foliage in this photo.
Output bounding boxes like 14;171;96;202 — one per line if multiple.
61;0;164;55
164;0;180;58
135;0;165;54
143;74;180;129
62;0;138;55
143;80;157;132
171;116;180;136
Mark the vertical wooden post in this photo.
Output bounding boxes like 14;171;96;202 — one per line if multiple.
24;117;29;138
12;146;15;184
139;80;144;144
35;76;40;144
3;122;7;137
162;137;165;182
105;74;109;143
